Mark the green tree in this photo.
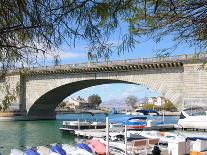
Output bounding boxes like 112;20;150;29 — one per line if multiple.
57;101;66;109
127;1;207;55
1;1;206;71
125;96;138;110
1;82;20;111
162;101;177;112
88;94;102;108
142;103;155;110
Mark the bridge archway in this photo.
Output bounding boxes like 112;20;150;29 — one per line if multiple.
27;78;182;118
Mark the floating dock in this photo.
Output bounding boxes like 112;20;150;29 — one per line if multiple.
60;124;177;139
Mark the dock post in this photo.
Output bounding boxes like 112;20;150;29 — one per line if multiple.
125;125;127;155
78;118;80;130
106;117;109;155
162;110;165;124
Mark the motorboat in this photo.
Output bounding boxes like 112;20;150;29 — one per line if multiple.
109;116;147;129
127;130;185;144
126;117;147;129
109;116;162;130
177;107;207;129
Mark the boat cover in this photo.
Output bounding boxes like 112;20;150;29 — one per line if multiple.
109;116;147;125
186;137;207;141
25;148;40;155
77;143;93;153
51;145;66;155
88;139;106;155
136;109;159;115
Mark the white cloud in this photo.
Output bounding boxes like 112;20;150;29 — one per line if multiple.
60;51;86;59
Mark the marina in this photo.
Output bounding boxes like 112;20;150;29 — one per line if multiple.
1;0;207;153
2;113;207;155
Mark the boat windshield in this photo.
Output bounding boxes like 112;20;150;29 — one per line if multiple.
184;107;207;116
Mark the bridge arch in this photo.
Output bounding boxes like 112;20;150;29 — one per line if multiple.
27;74;183;118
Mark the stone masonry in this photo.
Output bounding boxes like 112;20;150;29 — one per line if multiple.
0;54;207;119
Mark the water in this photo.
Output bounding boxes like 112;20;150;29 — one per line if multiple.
0;120;76;155
0;114;204;155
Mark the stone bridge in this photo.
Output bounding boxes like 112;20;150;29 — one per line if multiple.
1;53;207;119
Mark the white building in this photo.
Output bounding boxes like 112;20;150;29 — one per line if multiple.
148;96;165;106
65;96;89;110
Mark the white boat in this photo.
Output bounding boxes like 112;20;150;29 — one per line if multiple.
127;130;185;144
10;149;25;155
177;107;207;129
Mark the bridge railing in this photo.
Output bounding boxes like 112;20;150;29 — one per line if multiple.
16;52;207;71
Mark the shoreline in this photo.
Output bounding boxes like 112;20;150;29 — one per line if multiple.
0;111;180;121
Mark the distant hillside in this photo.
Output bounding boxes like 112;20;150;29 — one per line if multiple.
100;98;146;111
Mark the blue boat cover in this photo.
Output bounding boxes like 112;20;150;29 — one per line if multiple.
25;148;40;155
77;143;93;153
186;137;207;141
136;109;159;115
51;145;66;155
109;116;148;125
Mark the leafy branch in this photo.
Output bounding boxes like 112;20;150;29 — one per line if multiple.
0;81;20;111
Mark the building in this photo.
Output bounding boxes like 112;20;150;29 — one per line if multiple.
65;96;92;110
148;96;165;106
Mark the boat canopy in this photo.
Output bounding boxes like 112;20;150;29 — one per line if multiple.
186;137;207;141
109;116;147;124
135;109;159;115
183;107;207;116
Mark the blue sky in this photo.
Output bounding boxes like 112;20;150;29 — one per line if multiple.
50;26;198;102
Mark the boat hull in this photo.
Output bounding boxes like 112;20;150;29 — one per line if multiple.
178;111;207;129
178;119;207;129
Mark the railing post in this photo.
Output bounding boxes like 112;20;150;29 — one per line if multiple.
125;124;127;155
106;117;109;155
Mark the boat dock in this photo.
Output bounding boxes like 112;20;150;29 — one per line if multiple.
60;123;207;138
145;124;176;131
75;129;106;138
60;124;177;138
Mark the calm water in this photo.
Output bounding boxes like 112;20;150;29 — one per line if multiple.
0;114;193;155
